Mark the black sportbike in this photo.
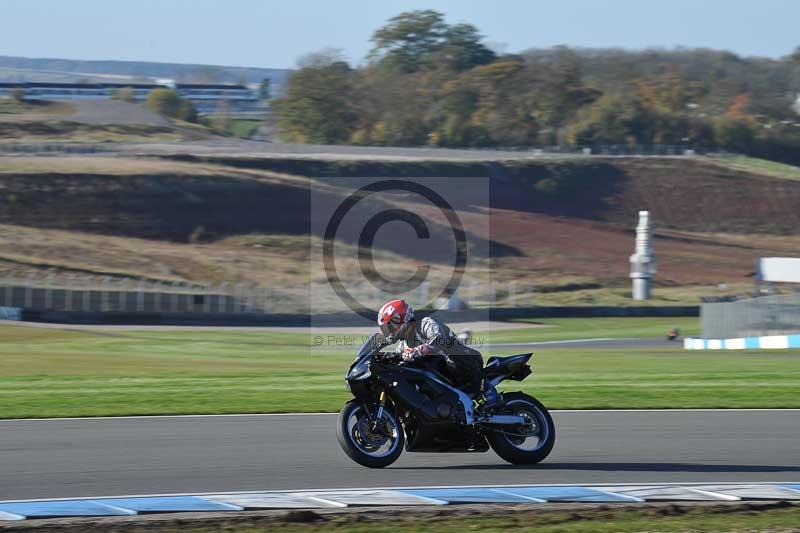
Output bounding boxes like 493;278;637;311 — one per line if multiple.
336;333;555;468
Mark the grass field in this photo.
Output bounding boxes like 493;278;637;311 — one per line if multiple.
1;317;797;419
486;316;700;342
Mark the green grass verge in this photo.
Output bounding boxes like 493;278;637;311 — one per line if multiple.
227;118;262;138
485;317;700;343
711;155;800;180
1;317;797;418
0;100;27;114
100;502;800;533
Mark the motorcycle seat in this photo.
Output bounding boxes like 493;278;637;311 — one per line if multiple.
483;353;532;379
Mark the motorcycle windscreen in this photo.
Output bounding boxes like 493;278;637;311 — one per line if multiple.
356;333;382;359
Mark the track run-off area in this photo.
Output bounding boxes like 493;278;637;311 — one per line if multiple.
0;410;798;501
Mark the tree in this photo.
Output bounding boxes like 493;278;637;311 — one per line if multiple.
145;88;197;122
146;88;182;117
274;11;800;160
369;10;447;72
273;53;358;144
177;99;198;122
435;23;496;71
713;117;755;152
369;10;494;72
726;92;752;119
111;87;136;103
564;93;656;146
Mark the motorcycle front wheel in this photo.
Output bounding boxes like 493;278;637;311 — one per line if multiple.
336;400;405;468
487;392;556;465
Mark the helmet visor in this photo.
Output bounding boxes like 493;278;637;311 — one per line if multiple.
379;323;397;340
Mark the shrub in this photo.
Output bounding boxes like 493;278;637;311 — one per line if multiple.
146;88;198;122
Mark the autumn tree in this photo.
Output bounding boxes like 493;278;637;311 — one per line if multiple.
272;10;800;163
145;88;197;122
274;50;358;144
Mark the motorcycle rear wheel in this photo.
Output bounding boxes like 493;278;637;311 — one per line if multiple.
487;392;555;465
336;400;405;468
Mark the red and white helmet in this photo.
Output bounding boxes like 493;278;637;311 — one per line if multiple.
377;299;414;342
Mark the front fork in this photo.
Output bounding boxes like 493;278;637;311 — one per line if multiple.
372;390;386;430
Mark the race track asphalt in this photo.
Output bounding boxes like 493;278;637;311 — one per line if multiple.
1;410;798;501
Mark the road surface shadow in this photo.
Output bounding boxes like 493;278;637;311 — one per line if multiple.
392;462;800;473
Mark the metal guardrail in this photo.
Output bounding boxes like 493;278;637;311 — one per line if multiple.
0;143;112;154
701;292;800;338
0;274;542;315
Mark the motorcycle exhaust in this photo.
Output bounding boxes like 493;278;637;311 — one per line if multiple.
480;414;528;425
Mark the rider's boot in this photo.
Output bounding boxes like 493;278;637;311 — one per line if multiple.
476;380;502;414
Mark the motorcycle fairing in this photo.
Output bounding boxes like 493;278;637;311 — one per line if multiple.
370;363;475;425
367;363;486;452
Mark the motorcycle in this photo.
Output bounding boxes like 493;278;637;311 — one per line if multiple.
336;333;556;468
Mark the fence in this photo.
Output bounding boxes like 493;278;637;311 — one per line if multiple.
0;143;112;155
0;142;737;158
701;292;800;339
0;274;540;315
0;275;274;314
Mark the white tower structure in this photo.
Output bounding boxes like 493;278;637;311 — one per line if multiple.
630;210;656;300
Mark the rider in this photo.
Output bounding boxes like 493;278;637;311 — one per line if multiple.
377;299;500;409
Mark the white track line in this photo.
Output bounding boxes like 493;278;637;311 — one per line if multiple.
1;408;799;423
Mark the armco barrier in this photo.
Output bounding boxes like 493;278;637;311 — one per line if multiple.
1;483;799;520
684;334;800;350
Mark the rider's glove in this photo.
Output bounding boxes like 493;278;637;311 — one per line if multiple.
401;344;431;363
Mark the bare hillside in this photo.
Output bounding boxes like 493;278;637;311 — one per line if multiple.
0;154;798;304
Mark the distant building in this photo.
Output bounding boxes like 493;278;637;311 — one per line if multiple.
175;84;260;115
0;82;159;101
0;81;263;117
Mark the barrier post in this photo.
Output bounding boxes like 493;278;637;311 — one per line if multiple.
1;277;8;306
153;282;162;312
100;276;112;312
234;283;245;312
119;279;129;311
44;272;54;309
82;276;92;311
170;282;179;312
24;273;34;308
136;281;144;312
65;274;74;311
247;285;258;313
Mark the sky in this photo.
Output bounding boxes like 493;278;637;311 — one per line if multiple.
1;0;798;69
